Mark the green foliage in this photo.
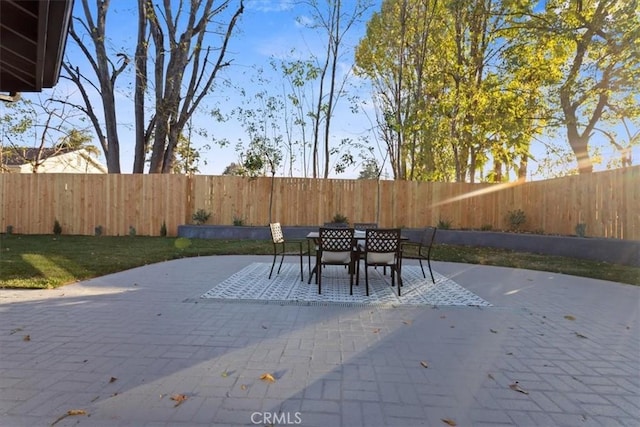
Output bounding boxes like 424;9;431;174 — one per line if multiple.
331;213;349;224
192;209;211;225
128;226;137;237
358;159;381;179
170;128;210;175
6;225;13;235
354;0;545;182
437;218;452;230
480;224;493;231
575;223;587;238
232;215;246;226
354;0;640;181
1;98;99;173
160;221;167;237
506;209;527;231
222;162;245;176
523;0;640;174
53;219;62;236
94;225;103;237
55;129;96;154
232;70;284;178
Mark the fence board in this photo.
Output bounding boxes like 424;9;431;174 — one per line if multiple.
0;167;637;240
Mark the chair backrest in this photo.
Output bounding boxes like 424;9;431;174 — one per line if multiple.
365;228;401;253
420;226;437;249
269;222;284;244
353;222;378;231
365;228;401;264
319;227;355;252
323;222;349;228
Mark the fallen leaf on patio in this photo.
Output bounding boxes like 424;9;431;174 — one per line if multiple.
372;328;381;333
490;329;498;333
575;332;588;339
488;373;495;380
221;370;228;378
9;328;23;335
420;361;429;369
450;325;455;328
402;320;413;325
109;377;117;383
509;382;529;395
262;324;268;329
506;352;514;356
564;315;576;321
170;394;188;407
441;418;457;426
23;335;30;341
51;409;88;426
240;384;248;391
260;373;276;383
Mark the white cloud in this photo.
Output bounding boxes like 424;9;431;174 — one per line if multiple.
246;0;295;13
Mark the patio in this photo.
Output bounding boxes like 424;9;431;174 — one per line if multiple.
0;255;638;426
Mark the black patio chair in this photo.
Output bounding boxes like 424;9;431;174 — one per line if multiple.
353;222;382;272
323;222;350;228
353;222;378;231
316;227;358;295
401;226;437;283
361;228;403;296
269;222;309;281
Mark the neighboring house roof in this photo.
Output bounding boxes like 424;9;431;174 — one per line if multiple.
3;146;70;166
1;147;107;173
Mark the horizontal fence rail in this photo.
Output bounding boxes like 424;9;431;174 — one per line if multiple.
0;166;638;240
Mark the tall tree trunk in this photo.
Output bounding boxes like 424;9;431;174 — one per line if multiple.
133;0;149;173
64;0;128;173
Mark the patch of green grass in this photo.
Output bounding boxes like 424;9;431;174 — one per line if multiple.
1;235;638;289
429;244;639;286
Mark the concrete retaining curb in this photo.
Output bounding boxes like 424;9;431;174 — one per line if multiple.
178;225;639;267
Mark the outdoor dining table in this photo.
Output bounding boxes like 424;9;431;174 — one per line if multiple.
305;230;408;284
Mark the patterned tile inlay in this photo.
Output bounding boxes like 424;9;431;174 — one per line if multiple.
202;263;491;307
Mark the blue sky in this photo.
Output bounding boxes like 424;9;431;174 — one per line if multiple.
18;0;639;179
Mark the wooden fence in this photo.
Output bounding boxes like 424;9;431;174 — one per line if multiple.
1;166;638;240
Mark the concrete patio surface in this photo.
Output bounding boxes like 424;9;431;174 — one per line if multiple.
0;255;638;427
